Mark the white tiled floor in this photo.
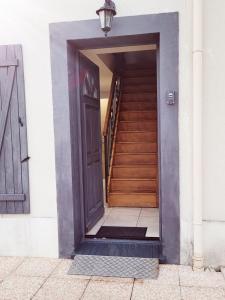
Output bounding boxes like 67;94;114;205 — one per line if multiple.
87;207;160;237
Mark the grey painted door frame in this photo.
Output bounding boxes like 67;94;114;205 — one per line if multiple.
49;12;180;264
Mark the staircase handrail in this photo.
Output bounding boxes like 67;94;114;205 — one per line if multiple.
103;73;121;201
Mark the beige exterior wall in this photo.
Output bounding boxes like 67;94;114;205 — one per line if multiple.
0;0;224;266
202;0;225;266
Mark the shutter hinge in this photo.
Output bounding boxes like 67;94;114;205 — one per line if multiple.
21;156;30;163
19;117;24;127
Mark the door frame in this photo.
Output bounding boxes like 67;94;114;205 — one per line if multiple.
49;12;180;264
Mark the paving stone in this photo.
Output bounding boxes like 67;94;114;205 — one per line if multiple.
181;286;225;300
0;275;45;300
1;256;225;300
132;281;181;300
221;268;225;279
179;266;225;288
14;257;60;278
92;276;134;283
51;259;91;280
135;264;179;286
82;278;133;300
33;277;89;300
0;257;24;280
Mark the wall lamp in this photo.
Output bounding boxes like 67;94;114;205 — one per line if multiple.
96;0;117;37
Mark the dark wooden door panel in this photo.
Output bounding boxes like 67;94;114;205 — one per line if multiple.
79;54;104;231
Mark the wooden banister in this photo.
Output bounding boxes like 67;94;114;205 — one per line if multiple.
103;73;122;202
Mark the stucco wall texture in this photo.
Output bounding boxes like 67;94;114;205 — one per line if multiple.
0;0;224;267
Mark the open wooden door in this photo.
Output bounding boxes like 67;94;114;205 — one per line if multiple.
79;54;104;232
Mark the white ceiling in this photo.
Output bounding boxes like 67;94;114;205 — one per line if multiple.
81;44;157;98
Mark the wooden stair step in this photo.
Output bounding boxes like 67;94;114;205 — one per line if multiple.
114;153;157;165
110;178;157;193
108;192;157;208
106;66;158;208
118;121;157;131
112;165;157;179
122;93;157;102
120;102;156;111
120;111;156;121
115;142;157;153
116;131;157;142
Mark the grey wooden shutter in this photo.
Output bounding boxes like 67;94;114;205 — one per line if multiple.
0;45;30;214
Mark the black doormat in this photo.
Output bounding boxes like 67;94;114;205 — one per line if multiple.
90;226;147;240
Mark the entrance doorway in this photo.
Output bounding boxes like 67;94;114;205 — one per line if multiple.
50;12;179;264
80;46;160;241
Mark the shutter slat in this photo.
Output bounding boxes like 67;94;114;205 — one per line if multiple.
0;59;18;67
2;46;16;213
0;66;16;154
0;45;30;214
0;45;8;213
0;194;25;201
5;46;17;213
15;45;30;213
9;46;24;213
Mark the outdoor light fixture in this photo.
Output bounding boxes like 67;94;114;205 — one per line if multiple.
96;0;117;37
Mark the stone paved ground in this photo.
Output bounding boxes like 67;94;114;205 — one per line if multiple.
0;257;224;299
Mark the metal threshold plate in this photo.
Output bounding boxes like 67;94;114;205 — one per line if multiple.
68;255;159;279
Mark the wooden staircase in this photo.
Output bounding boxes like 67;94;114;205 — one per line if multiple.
108;67;158;208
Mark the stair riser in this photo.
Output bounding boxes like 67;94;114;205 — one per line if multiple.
114;154;157;165
108;194;157;208
123;77;156;85
115;143;157;153
120;111;156;121
110;180;157;192
123;86;157;93
122;93;157;102
117;132;157;142
123;70;156;77
112;167;157;179
118;121;157;131
120;102;156;111
106;68;159;207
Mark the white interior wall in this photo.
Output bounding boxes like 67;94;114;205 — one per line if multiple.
100;99;109;133
0;0;223;266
